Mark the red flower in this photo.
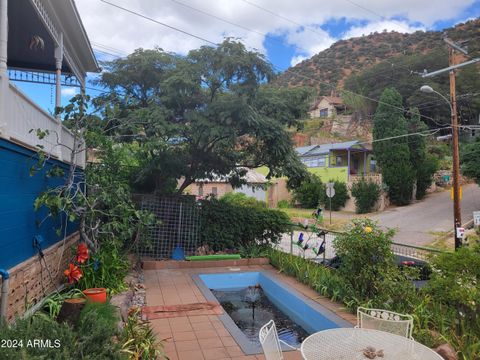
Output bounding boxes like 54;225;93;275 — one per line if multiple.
76;243;89;264
64;263;82;284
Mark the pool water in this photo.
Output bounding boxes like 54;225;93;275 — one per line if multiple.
212;286;309;347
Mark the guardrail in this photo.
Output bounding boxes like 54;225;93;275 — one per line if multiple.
2;83;85;168
277;223;446;263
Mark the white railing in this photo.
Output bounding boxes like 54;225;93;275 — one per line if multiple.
3;83;85;168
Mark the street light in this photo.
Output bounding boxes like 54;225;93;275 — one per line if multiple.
420;85;462;249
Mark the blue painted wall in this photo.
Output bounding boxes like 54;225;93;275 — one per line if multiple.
0;139;80;270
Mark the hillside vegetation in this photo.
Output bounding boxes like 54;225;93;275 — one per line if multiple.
274;19;480;93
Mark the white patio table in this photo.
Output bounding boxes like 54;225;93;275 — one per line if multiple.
300;328;443;360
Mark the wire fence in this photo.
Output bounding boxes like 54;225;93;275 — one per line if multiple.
137;195;200;260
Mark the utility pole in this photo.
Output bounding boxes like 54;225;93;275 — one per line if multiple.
448;46;462;250
422;37;480;250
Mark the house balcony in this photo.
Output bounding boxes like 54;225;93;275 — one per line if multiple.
1;82;85;168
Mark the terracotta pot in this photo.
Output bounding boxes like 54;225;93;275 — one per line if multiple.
83;288;107;303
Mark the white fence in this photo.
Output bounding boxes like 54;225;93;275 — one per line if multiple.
2;83;85;168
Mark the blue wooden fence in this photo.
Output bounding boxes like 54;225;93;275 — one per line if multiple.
0;139;80;270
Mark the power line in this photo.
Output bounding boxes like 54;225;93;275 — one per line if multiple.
99;0;217;46
238;0;327;39
97;0;447;126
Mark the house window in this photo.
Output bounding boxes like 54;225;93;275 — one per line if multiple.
198;184;203;196
211;187;218;196
370;159;377;172
319;108;328;118
302;156;326;168
335;156;343;166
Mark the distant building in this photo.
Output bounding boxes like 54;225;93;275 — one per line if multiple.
296;140;376;182
184;168;268;202
308;96;347;119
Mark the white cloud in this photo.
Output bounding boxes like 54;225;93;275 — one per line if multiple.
75;0;476;67
61;87;79;97
290;55;308;66
342;20;425;39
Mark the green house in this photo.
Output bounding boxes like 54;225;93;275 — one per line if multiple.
296;141;375;183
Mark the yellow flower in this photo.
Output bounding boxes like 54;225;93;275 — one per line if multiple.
364;226;373;234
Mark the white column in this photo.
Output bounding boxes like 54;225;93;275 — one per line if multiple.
54;33;63;159
0;0;8;139
54;32;63;116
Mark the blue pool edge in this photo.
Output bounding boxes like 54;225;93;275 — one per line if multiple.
191;270;352;355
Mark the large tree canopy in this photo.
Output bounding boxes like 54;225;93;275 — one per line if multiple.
94;40;310;193
373;87;415;205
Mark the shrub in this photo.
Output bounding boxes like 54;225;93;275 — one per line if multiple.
423;244;480;328
199;198;291;251
333;219;396;299
0;316;77;359
221;192;266;208
0;302;123;359
292;174;323;208
121;308;166;359
77;242;130;294
319;180;349;211
277;200;290;209
351;178;381;213
75;301;122;358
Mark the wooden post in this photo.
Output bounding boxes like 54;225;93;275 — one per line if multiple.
347;149;351;181
363;152;367;175
449;48;462;250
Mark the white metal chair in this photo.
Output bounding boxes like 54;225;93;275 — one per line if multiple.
356;307;414;339
259;320;297;360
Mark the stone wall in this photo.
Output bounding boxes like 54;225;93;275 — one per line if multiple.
0;232;79;321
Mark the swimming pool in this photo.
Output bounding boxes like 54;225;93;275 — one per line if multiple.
193;271;351;354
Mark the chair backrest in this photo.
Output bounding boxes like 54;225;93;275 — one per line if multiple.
357;307;414;339
259;320;283;360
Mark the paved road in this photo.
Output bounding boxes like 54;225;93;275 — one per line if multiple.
372;184;480;246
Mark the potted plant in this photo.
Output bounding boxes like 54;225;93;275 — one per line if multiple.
63;243;107;303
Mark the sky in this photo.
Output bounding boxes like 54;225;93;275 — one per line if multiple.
14;0;480;113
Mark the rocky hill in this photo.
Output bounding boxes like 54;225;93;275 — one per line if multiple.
274;19;480;94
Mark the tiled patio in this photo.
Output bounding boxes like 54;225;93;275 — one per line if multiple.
144;264;356;360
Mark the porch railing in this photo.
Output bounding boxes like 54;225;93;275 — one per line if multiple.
2;83;85;168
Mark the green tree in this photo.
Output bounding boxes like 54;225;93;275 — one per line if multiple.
292;174;323;208
94;40;310;194
319;180;349;211
461;138;480;183
373;88;414;205
351;178;381;213
407;108;438;199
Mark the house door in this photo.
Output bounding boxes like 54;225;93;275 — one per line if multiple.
353;159;359;174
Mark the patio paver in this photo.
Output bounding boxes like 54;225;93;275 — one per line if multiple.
145;264;355;360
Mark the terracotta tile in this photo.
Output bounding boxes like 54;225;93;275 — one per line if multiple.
175;339;200;351
226;346;244;357
169;317;191;325
192;322;215;331
283;351;303;360
215;327;230;337
177;350;205;360
195;329;218;339
220;336;237;347
171;322;193;332
189;315;211;323
172;331;197;341
198;338;224;349
202;347;230;360
212;321;225;329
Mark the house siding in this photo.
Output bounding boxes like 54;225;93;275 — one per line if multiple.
0;138;79;270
